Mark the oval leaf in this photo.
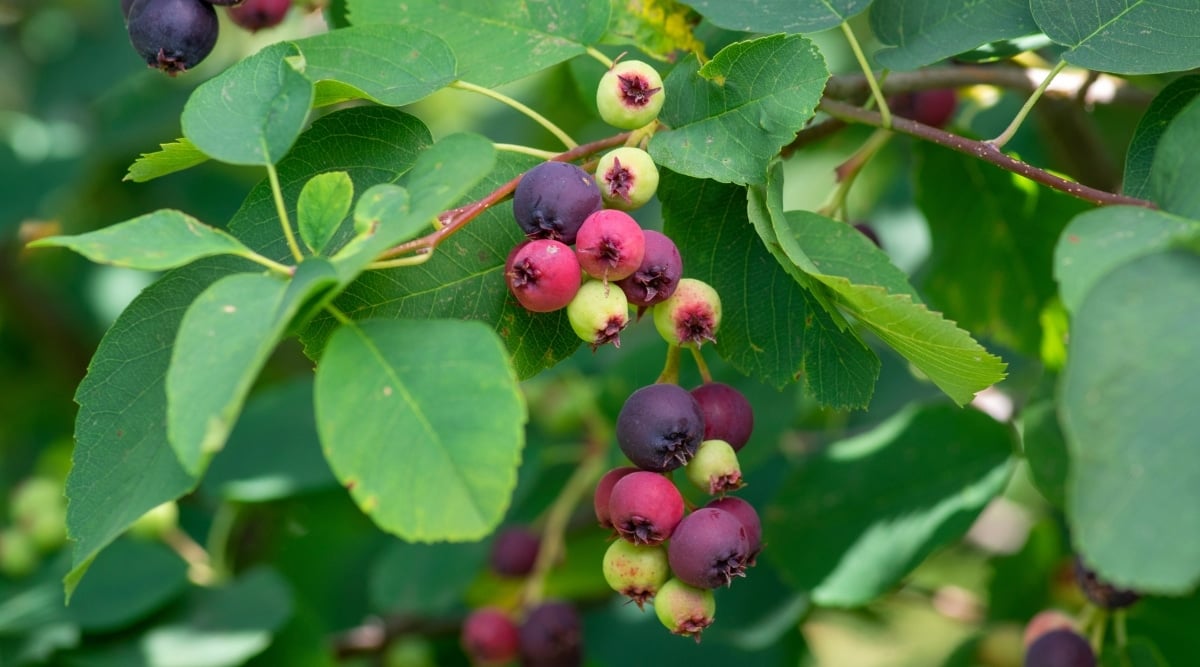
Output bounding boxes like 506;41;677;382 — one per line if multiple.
684;0;870;34
1150;94;1200;218
871;0;1039;70
1032;0;1200;75
1124;75;1200;199
298;171;354;254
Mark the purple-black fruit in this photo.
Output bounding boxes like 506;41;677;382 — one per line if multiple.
121;0;136;19
461;607;520;666
1024;628;1095;667
574;209;645;282
1023;609;1077;648
608;471;684;546
1073;556;1140;609
490;527;540;578
593;466;638;529
505;239;582;313
654;578;715;642
614;230;682;308
519;601;582;667
126;0;219;76
228;0;291;32
704;496;762;565
667;508;749;589
512;162;602;245
690;382;754;452
616;383;705;472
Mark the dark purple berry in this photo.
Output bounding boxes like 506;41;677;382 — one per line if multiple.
505;239;582;313
490;527;540;578
704;496;762;565
206;0;246;4
574;210;645;281
1073;556;1140;609
616;383;705;473
690;382;754;452
1024;628;1095;667
519;602;582;667
126;0;219;76
615;230;682;308
667;508;749;589
461;607;520;665
593;466;638;529
228;0;291;32
853;222;882;248
512;162;602;245
891;89;957;129
1023;610;1077;648
122;0;136;19
608;471;684;546
654;578;715;642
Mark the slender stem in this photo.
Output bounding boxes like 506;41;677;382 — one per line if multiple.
1090;608;1109;654
265;162;304;263
451;80;578;150
325;303;352;326
493;143;560;160
238;251;293;276
366;253;433;270
205;502;238;582
990;59;1068;148
657;344;682;384
587;46;614;68
819;128;892;219
840;22;892;128
162;527;217;586
1114;609;1128;649
818;97;1156;209
689;346;713;384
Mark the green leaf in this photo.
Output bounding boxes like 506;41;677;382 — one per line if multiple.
68;538;188;633
314;319;525;541
1022;400;1070;510
124;138;209;183
660;169;879;405
601;0;704;60
1054;206;1200;314
28;209;259;271
167;261;339;476
683;0;870;34
1150;94;1200;218
297;171;354;254
871;0;1039;70
1031;0;1200;75
293;24;457;107
369;540;488;614
1124;75;1200;199
1126;594;1200;666
181;42;314;166
767;403;1015;606
649;34;828;185
65;259;247;599
1061;249;1200;594
916;144;1090;354
346;0;610;88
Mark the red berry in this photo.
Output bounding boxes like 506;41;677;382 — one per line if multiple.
504;239;582;313
690;382;754;451
891;88;957;128
574;210;645;281
461;608;520;665
228;0;292;32
593;466;638;529
608;471;684;546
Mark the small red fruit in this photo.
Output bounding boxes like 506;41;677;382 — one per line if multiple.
574;209;645;281
504;239;582;313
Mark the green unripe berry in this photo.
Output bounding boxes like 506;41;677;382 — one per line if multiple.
654;578;715;642
566;280;630;351
685;439;744;495
0;528;39;578
602;539;670;610
10;477;66;552
597;60;665;130
129;501;180;541
653;278;722;348
595;147;659;210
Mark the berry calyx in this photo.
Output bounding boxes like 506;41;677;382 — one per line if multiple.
593;466;638;529
667;508;749;589
489;526;541;578
574;210;645;282
512;161;602;245
690;382;754;452
597;60;666;130
504;239;582;313
228;0;292;32
652;278;722;348
1073;556;1140;609
704;496;762;566
1024;628;1096;667
595;147;659;210
654;578;716;642
461;607;520;666
126;0;219;76
615;230;682;308
566;280;629;351
616;383;705;472
684;439;743;495
608;471;684;546
519;601;582;667
602;540;670;609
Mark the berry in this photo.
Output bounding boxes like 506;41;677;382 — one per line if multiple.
602;540;670;609
10;477;66;552
505;239;582;313
1024;628;1095;667
0;529;38;578
461;608;520;666
595;147;659;210
228;0;292;32
1073;556;1140;609
616;383;705;472
512;162;602;245
206;0;246;4
574;210;645;282
652;278;721;348
704;496;762;566
490;527;541;578
853;222;882;248
684;439;743;495
654;578;715;642
129;501;179;541
608;471;684;546
597;60;665;130
519;602;582;667
126;0;219;76
122;0;136;19
690;382;754;452
1023;609;1077;648
891;89;957;129
667;508;749;589
566;280;629;351
593;466;638;529
614;230;682;308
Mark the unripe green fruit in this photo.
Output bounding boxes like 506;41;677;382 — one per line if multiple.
129;501;180;541
595;147;659;210
602;540;670;609
0;528;38;578
597;60;665;130
654;578;715;642
11;477;66;552
684;439;744;495
566;280;630;351
653;278;722;348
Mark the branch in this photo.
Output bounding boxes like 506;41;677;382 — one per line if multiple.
818;98;1155;209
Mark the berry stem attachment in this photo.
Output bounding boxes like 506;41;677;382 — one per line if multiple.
587;46;615;68
162;525;218;586
840;21;892;129
989;59;1068;149
657;344;682;384
451;80;579;150
493;143;561;160
265;161;304;263
689;346;713;384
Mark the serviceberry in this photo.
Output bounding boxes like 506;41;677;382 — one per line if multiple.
512;162;602;245
891;89;957;129
505;239;582;313
608;471;684;546
667;507;749;589
602;540;670;609
597;60;665;130
566;280;629;350
593;466;638;529
654;578;716;642
1073;556;1140;609
490;526;540;578
228;0;292;32
616;383;705;472
0;529;37;578
595;147;659;210
461;607;520;666
615;230;682;308
685;439;743;495
129;501;179;541
704;496;762;566
1022;609;1077;648
10;477;66;552
121;0;136;19
574;210;645;282
652;277;721;348
519;601;582;667
1024;628;1095;667
690;382;754;452
126;0;219;76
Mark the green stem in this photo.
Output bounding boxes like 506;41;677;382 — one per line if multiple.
840;22;892;128
818;128;892;220
689;346;713;384
325;303;352;326
493;143;560;160
1089;608;1109;655
162;527;217;586
656;344;682;384
586;46;614;68
205;502;239;583
265;161;304;263
366;253;433;270
451;80;578;150
238;250;293;276
990;59;1067;149
1114;609;1128;649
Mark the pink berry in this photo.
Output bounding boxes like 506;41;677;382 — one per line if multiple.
608;471;684;546
574;209;645;281
461;607;520;665
504;239;582;313
593;466;638;529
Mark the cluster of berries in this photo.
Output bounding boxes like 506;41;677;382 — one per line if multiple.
0;477;67;578
1021;557;1141;667
122;0;294;76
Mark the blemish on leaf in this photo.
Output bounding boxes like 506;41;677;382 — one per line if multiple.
223;305;236;313
383;386;393;397
362;495;379;512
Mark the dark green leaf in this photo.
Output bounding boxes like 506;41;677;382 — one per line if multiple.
124;138;209;183
1150;94;1200;218
1124;75;1200;199
871;0;1039;70
68;538;188;633
297;171;354;255
1022;400;1069;509
685;0;870;34
369;540;488;614
1031;0;1200;75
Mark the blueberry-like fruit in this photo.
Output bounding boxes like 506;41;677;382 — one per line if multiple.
891;88;957;129
685;439;743;495
602;540;670;609
566;280;629;350
126;0;219;76
1024;628;1095;667
574;209;645;281
519;601;582;667
505;239;582;313
490;526;540;578
616;383;705;472
704;496;762;566
608;471;684;546
1073;556;1140;609
595;146;659;210
690;382;754;452
597;60;665;130
461;607;520;666
654;578;716;642
615;230;682;308
667;508;749;589
512;162;602;245
228;0;291;32
1022;609;1077;648
653;278;721;348
593;466;638;529
122;0;136;19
